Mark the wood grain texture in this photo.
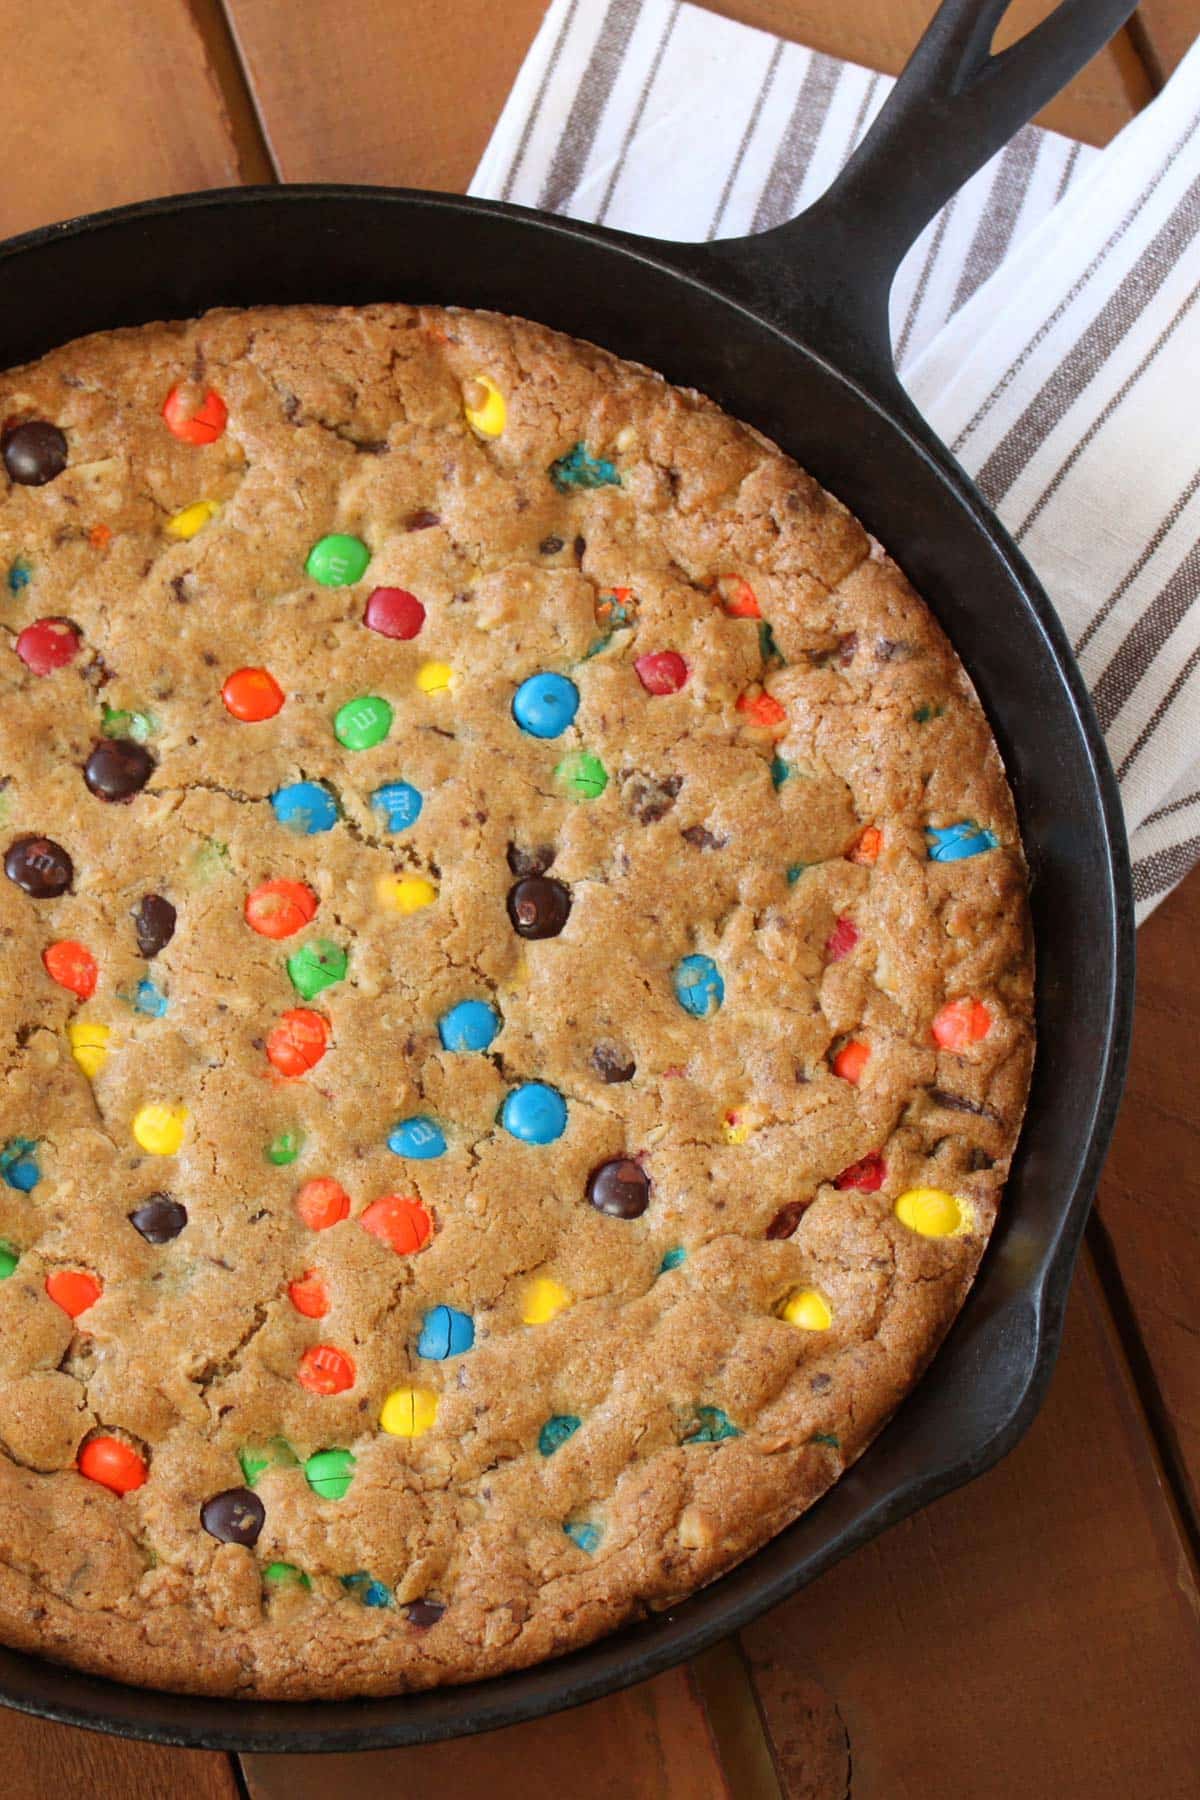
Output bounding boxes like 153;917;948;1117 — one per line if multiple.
0;1710;239;1800
241;1667;728;1799
0;0;260;240
740;1256;1200;1800
1134;0;1200;77
1093;870;1200;1526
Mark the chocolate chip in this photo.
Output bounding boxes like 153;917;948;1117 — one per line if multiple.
2;420;68;486
765;1200;808;1240
539;535;564;554
4;835;73;898
573;535;586;564
837;632;858;667
406;1598;445;1628
170;573;191;604
681;825;728;851
406;509;440;531
624;771;681;825
133;893;176;958
587;1157;650;1219
84;738;155;801
201;1487;265;1546
128;1194;188;1243
591;1045;635;1084
810;1372;832;1393
929;1087;998;1120
506;842;556;877
507;876;571;940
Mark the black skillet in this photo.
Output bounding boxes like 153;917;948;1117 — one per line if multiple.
0;0;1136;1752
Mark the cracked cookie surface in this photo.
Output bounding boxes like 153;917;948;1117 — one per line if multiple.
0;304;1033;1697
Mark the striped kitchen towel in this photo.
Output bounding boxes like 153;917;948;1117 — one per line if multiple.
473;0;1200;920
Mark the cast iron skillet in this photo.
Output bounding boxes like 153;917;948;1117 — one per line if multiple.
0;0;1135;1752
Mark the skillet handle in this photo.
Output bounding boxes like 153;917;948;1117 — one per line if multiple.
693;0;1139;405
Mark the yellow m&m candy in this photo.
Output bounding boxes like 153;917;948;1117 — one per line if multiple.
894;1188;968;1238
463;375;506;438
522;1277;571;1325
166;500;218;540
376;874;438;914
132;1104;188;1156
415;661;453;696
380;1386;438;1438
68;1019;110;1079
780;1288;832;1331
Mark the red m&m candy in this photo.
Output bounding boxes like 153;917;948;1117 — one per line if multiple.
932;998;992;1051
222;667;284;722
364;587;426;640
43;939;98;1000
162;383;227;446
834;1151;886;1191
245;879;318;940
46;1268;103;1318
360;1194;432;1255
79;1436;147;1494
297;1344;355;1395
296;1177;350;1230
15;617;81;675
635;651;688;695
267;1009;331;1078
288;1271;330;1318
825;916;859;963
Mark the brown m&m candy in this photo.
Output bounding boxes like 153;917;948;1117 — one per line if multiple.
2;420;68;486
586;1157;650;1218
506;876;571;940
5;835;73;898
84;738;155;801
201;1486;265;1546
133;893;176;957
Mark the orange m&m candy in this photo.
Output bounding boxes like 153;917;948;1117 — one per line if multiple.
222;667;284;722
46;1269;103;1318
932;998;992;1051
43;939;98;1000
162;383;227;446
288;1271;330;1318
245;879;318;939
79;1436;147;1494
360;1194;432;1255
716;574;761;618
296;1177;351;1230
847;825;882;865
832;1039;870;1085
297;1344;355;1395
266;1009;330;1077
736;689;786;730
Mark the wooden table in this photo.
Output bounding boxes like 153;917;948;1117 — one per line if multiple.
3;4;1198;1794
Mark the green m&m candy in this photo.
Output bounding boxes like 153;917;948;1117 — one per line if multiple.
286;939;348;1000
305;1447;356;1500
266;1129;304;1166
307;534;370;587
264;1561;311;1591
554;749;607;801
0;1242;19;1280
334;694;392;750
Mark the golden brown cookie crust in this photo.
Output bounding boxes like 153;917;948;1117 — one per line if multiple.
0;305;1033;1698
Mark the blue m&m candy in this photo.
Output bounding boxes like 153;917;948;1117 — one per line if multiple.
0;1138;40;1192
271;780;339;835
538;1414;581;1457
512;673;579;739
370;780;423;832
438;999;501;1052
417;1305;475;1359
388;1115;447;1159
673;954;724;1017
501;1081;567;1144
563;1519;601;1553
133;978;169;1017
926;820;998;862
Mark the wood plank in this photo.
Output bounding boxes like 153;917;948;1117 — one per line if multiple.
739;1255;1200;1800
1093;866;1200;1527
220;0;1150;205
1133;0;1200;79
0;1711;239;1800
241;1666;729;1799
0;0;266;241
